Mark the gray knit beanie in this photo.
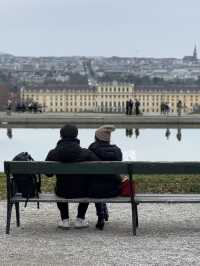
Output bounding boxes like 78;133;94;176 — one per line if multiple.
95;125;115;142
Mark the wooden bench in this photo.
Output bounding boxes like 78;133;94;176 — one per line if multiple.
4;161;200;236
4;161;137;235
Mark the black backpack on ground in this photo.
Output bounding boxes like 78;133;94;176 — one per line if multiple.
12;152;41;207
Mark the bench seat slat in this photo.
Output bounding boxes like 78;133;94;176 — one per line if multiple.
11;193;200;204
135;193;200;203
11;193;131;203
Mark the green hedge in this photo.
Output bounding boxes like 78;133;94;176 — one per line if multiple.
1;174;200;200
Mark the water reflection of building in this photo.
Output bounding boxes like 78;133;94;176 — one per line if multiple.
7;128;13;139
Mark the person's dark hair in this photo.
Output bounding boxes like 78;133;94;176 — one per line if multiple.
60;124;78;139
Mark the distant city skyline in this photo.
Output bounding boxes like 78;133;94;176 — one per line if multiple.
0;0;200;58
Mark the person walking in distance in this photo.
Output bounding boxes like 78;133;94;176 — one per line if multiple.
135;99;141;115
177;100;182;116
125;100;130;115
128;99;133;115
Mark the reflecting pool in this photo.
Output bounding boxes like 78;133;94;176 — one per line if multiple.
1;126;200;171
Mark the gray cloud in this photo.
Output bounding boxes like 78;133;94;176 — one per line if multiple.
0;0;199;57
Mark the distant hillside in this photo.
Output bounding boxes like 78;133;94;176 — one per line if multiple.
0;52;14;57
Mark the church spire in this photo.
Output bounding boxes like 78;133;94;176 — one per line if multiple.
193;44;197;60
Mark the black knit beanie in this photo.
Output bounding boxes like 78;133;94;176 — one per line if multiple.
60;124;78;139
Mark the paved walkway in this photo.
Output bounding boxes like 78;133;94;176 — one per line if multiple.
1;201;200;265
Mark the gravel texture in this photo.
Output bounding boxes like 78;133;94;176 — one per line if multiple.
1;201;200;266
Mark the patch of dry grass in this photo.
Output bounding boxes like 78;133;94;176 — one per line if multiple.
1;173;200;200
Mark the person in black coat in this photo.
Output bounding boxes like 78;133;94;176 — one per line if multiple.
88;125;123;230
125;100;129;115
46;123;98;229
135;99;141;115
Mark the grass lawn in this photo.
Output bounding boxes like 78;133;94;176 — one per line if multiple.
1;173;200;200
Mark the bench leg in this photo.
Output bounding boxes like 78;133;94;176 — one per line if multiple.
131;201;137;236
6;202;13;234
136;203;139;228
15;203;20;227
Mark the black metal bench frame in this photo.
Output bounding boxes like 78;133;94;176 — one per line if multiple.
4;161;200;236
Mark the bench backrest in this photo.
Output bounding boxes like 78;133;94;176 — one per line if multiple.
4;161;200;176
4;161;131;175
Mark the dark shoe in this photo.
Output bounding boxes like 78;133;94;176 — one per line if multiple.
96;218;104;230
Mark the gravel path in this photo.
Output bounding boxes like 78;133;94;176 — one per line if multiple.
1;201;200;266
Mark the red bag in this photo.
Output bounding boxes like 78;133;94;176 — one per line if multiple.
120;177;136;197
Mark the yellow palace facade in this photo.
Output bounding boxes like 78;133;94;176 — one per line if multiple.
20;83;200;113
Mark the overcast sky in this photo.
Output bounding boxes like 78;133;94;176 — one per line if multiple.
0;0;199;58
